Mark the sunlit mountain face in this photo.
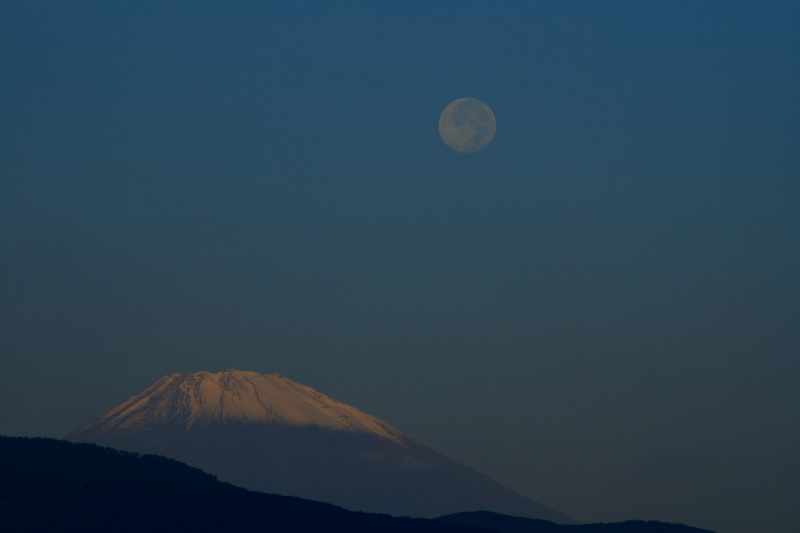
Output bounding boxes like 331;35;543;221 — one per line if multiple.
67;370;574;522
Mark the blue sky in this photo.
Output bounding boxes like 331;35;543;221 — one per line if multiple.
2;2;799;532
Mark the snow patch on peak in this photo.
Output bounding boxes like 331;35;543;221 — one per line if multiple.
69;370;409;446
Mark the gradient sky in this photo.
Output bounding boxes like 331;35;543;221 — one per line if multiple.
2;2;799;532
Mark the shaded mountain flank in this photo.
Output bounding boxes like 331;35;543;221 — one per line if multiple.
66;370;573;522
0;437;715;533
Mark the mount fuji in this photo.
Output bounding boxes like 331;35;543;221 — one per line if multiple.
66;369;574;522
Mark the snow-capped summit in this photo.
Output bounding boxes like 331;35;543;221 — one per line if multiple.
67;370;574;523
71;370;406;444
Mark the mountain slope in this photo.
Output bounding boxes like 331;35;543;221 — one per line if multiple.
71;370;405;443
66;370;574;522
0;436;480;533
0;437;714;533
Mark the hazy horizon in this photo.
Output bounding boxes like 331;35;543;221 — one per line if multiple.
2;3;798;533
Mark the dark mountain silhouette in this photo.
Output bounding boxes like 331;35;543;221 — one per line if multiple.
437;511;715;533
0;437;715;533
66;370;574;522
0;436;475;533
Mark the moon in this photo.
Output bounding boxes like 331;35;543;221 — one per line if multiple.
438;98;496;153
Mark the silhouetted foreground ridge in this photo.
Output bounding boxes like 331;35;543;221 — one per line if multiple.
437;511;715;532
0;436;714;533
0;437;470;533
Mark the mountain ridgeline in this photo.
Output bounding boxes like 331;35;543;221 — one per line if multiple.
66;370;573;521
0;436;716;533
0;436;473;533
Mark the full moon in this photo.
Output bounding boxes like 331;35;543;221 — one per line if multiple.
438;98;496;153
